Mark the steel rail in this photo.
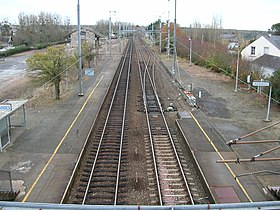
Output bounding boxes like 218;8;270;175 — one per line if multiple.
138;37;195;205
114;40;132;205
146;54;195;205
135;38;163;205
82;39;132;205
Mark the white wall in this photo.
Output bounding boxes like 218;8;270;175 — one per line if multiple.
241;36;280;61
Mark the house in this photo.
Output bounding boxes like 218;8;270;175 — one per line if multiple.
241;34;280;77
251;54;280;77
66;27;105;48
241;34;280;61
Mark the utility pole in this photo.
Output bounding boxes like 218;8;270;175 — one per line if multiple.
118;21;121;52
189;36;192;66
151;23;154;45
172;0;177;81
77;0;83;96
167;11;170;59
234;45;240;92
159;17;162;53
109;11;116;58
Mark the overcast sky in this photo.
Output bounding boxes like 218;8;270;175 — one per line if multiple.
0;0;279;31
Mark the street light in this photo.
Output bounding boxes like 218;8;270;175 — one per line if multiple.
77;0;83;96
234;45;240;92
167;11;170;59
159;16;162;53
189;36;192;66
169;0;177;81
109;11;116;58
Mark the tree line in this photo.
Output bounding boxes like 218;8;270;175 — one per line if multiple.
151;18;280;103
0;12;70;48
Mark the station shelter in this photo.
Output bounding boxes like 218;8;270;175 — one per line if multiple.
0;99;28;151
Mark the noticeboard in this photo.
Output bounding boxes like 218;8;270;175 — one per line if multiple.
252;80;270;87
0;104;12;111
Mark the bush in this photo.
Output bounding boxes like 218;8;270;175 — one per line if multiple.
270;69;280;103
0;46;32;57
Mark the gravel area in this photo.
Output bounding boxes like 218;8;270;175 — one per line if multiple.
166;58;280;198
2;40;279;203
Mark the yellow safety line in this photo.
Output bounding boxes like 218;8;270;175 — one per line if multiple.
22;76;104;203
188;111;253;203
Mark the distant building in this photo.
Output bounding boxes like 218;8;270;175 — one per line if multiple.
241;35;280;77
251;54;280;77
241;35;280;61
66;27;105;48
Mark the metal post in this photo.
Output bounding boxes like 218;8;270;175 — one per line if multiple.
23;104;26;129
234;46;240;92
77;0;83;96
172;0;177;80
265;84;272;122
109;11;116;58
167;11;170;59
159;17;162;53
118;22;121;52
189;36;192;66
109;13;112;57
151;23;154;45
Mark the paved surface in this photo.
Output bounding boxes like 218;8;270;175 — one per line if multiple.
0;44;278;205
0;53;121;203
162;60;279;203
0;51;36;100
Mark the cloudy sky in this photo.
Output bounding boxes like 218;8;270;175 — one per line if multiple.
0;0;279;30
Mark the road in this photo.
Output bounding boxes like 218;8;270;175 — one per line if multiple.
0;51;35;100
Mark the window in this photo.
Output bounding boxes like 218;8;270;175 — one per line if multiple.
251;46;256;55
264;47;269;54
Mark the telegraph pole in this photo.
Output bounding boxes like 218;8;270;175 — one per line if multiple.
109;11;116;58
167;11;170;59
172;0;177;80
159;17;162;53
234;45;240;92
77;0;83;96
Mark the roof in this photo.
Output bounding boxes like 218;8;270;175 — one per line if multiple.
67;27;105;38
264;35;280;50
252;54;280;70
0;100;28;120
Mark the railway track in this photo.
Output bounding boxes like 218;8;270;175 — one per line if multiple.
136;37;196;205
65;38;133;205
63;35;210;206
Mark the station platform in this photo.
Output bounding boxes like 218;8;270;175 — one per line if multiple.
0;40;279;209
161;59;279;203
0;54;122;203
176;110;267;203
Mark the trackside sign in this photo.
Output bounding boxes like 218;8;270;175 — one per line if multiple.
252;80;270;87
0;103;12;111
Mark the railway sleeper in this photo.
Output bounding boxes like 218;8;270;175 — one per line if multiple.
90;183;126;188
91;177;117;182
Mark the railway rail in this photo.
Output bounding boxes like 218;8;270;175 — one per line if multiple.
64;37;133;205
63;35;210;206
136;37;196;205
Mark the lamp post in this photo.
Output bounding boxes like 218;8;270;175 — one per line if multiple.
159;16;162;53
109;11;116;58
234;45;240;92
167;11;170;59
189;36;192;66
172;0;177;81
77;0;83;96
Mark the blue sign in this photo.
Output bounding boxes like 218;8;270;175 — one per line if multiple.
85;68;94;76
0;104;12;111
